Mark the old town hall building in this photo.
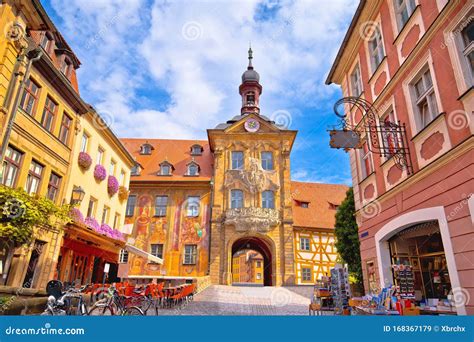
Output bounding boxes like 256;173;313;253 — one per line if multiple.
120;50;348;287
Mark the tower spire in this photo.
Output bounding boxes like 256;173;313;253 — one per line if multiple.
248;44;253;70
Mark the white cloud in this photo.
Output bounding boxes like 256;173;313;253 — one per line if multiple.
47;0;357;139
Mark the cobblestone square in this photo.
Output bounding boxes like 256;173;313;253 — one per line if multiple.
156;285;313;316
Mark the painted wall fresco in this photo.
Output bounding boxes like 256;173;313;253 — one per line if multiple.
124;188;211;278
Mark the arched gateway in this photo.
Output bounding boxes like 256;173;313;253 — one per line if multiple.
231;236;275;286
207;48;297;286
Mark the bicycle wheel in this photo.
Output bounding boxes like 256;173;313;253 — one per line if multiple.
122;306;144;316
88;304;114;316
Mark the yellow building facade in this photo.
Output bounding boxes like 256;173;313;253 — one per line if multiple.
57;108;135;285
291;182;348;284
1;0;135;289
0;0;90;289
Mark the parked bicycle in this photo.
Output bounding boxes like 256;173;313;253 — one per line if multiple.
88;285;144;316
42;281;89;316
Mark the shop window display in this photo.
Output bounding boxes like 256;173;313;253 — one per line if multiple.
388;221;451;305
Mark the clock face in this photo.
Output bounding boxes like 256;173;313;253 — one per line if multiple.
244;118;260;132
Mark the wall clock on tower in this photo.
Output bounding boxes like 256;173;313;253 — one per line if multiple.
244;118;260;132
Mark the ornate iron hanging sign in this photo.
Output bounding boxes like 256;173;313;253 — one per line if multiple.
328;96;413;174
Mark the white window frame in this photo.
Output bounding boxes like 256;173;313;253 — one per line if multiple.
97;147;104;165
154;195;168;217
159;162;172;176
231;151;244;170
410;66;439;131
187;163;199;176
261;151;273;170
183;244;197;265
119;249;129;263
262;190;275;209
81;133;89;153
300;237;311;251
394;0;417;31
150;244;164;260
359;138;374;180
350;63;363;97
302;267;312;282
368;26;385;73
231;189;243;209
455;13;474;87
186;196;200;217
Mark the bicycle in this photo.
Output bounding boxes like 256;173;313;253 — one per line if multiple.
42;284;89;316
88;285;144;316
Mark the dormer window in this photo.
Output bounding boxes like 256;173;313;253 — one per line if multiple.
158;161;174;176
246;92;255;104
131;163;141;176
186;161;200;176
60;57;72;78
190;144;203;156
40;32;53;53
140;143;154;155
296;201;309;208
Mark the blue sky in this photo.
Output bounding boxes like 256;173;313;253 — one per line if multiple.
42;0;357;185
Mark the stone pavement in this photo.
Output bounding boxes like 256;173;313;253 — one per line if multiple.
157;285;313;316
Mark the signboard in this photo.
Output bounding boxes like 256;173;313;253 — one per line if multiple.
104;263;110;273
329;130;361;149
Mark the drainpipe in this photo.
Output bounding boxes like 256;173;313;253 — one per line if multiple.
207;176;214;276
0;47;43;170
0;47;43;286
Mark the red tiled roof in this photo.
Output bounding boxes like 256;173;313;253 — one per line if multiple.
291;181;349;229
120;138;213;182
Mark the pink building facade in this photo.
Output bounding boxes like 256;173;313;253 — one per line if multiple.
327;0;473;314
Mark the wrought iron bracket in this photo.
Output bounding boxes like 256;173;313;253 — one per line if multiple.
329;97;413;174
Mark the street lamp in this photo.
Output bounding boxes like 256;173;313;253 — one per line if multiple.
70;186;85;205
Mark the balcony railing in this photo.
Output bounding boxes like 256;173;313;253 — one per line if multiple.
224;207;280;232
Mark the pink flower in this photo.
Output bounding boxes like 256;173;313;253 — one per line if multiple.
107;176;119;196
70;208;84;224
94;164;107;181
78;152;92;170
85;217;100;231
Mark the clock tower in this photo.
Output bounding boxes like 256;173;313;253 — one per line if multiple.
239;47;262;115
207;50;297;286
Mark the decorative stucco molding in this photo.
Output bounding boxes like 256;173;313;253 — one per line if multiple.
224;207;280;232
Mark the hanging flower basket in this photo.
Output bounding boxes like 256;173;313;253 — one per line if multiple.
118;186;129;202
78;152;92;170
94;164;107;181
107;176;119;196
69;207;85;224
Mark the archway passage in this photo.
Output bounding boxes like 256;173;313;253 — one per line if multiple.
232;237;273;286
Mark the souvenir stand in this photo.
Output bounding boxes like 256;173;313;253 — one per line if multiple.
330;265;351;315
309;277;333;315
